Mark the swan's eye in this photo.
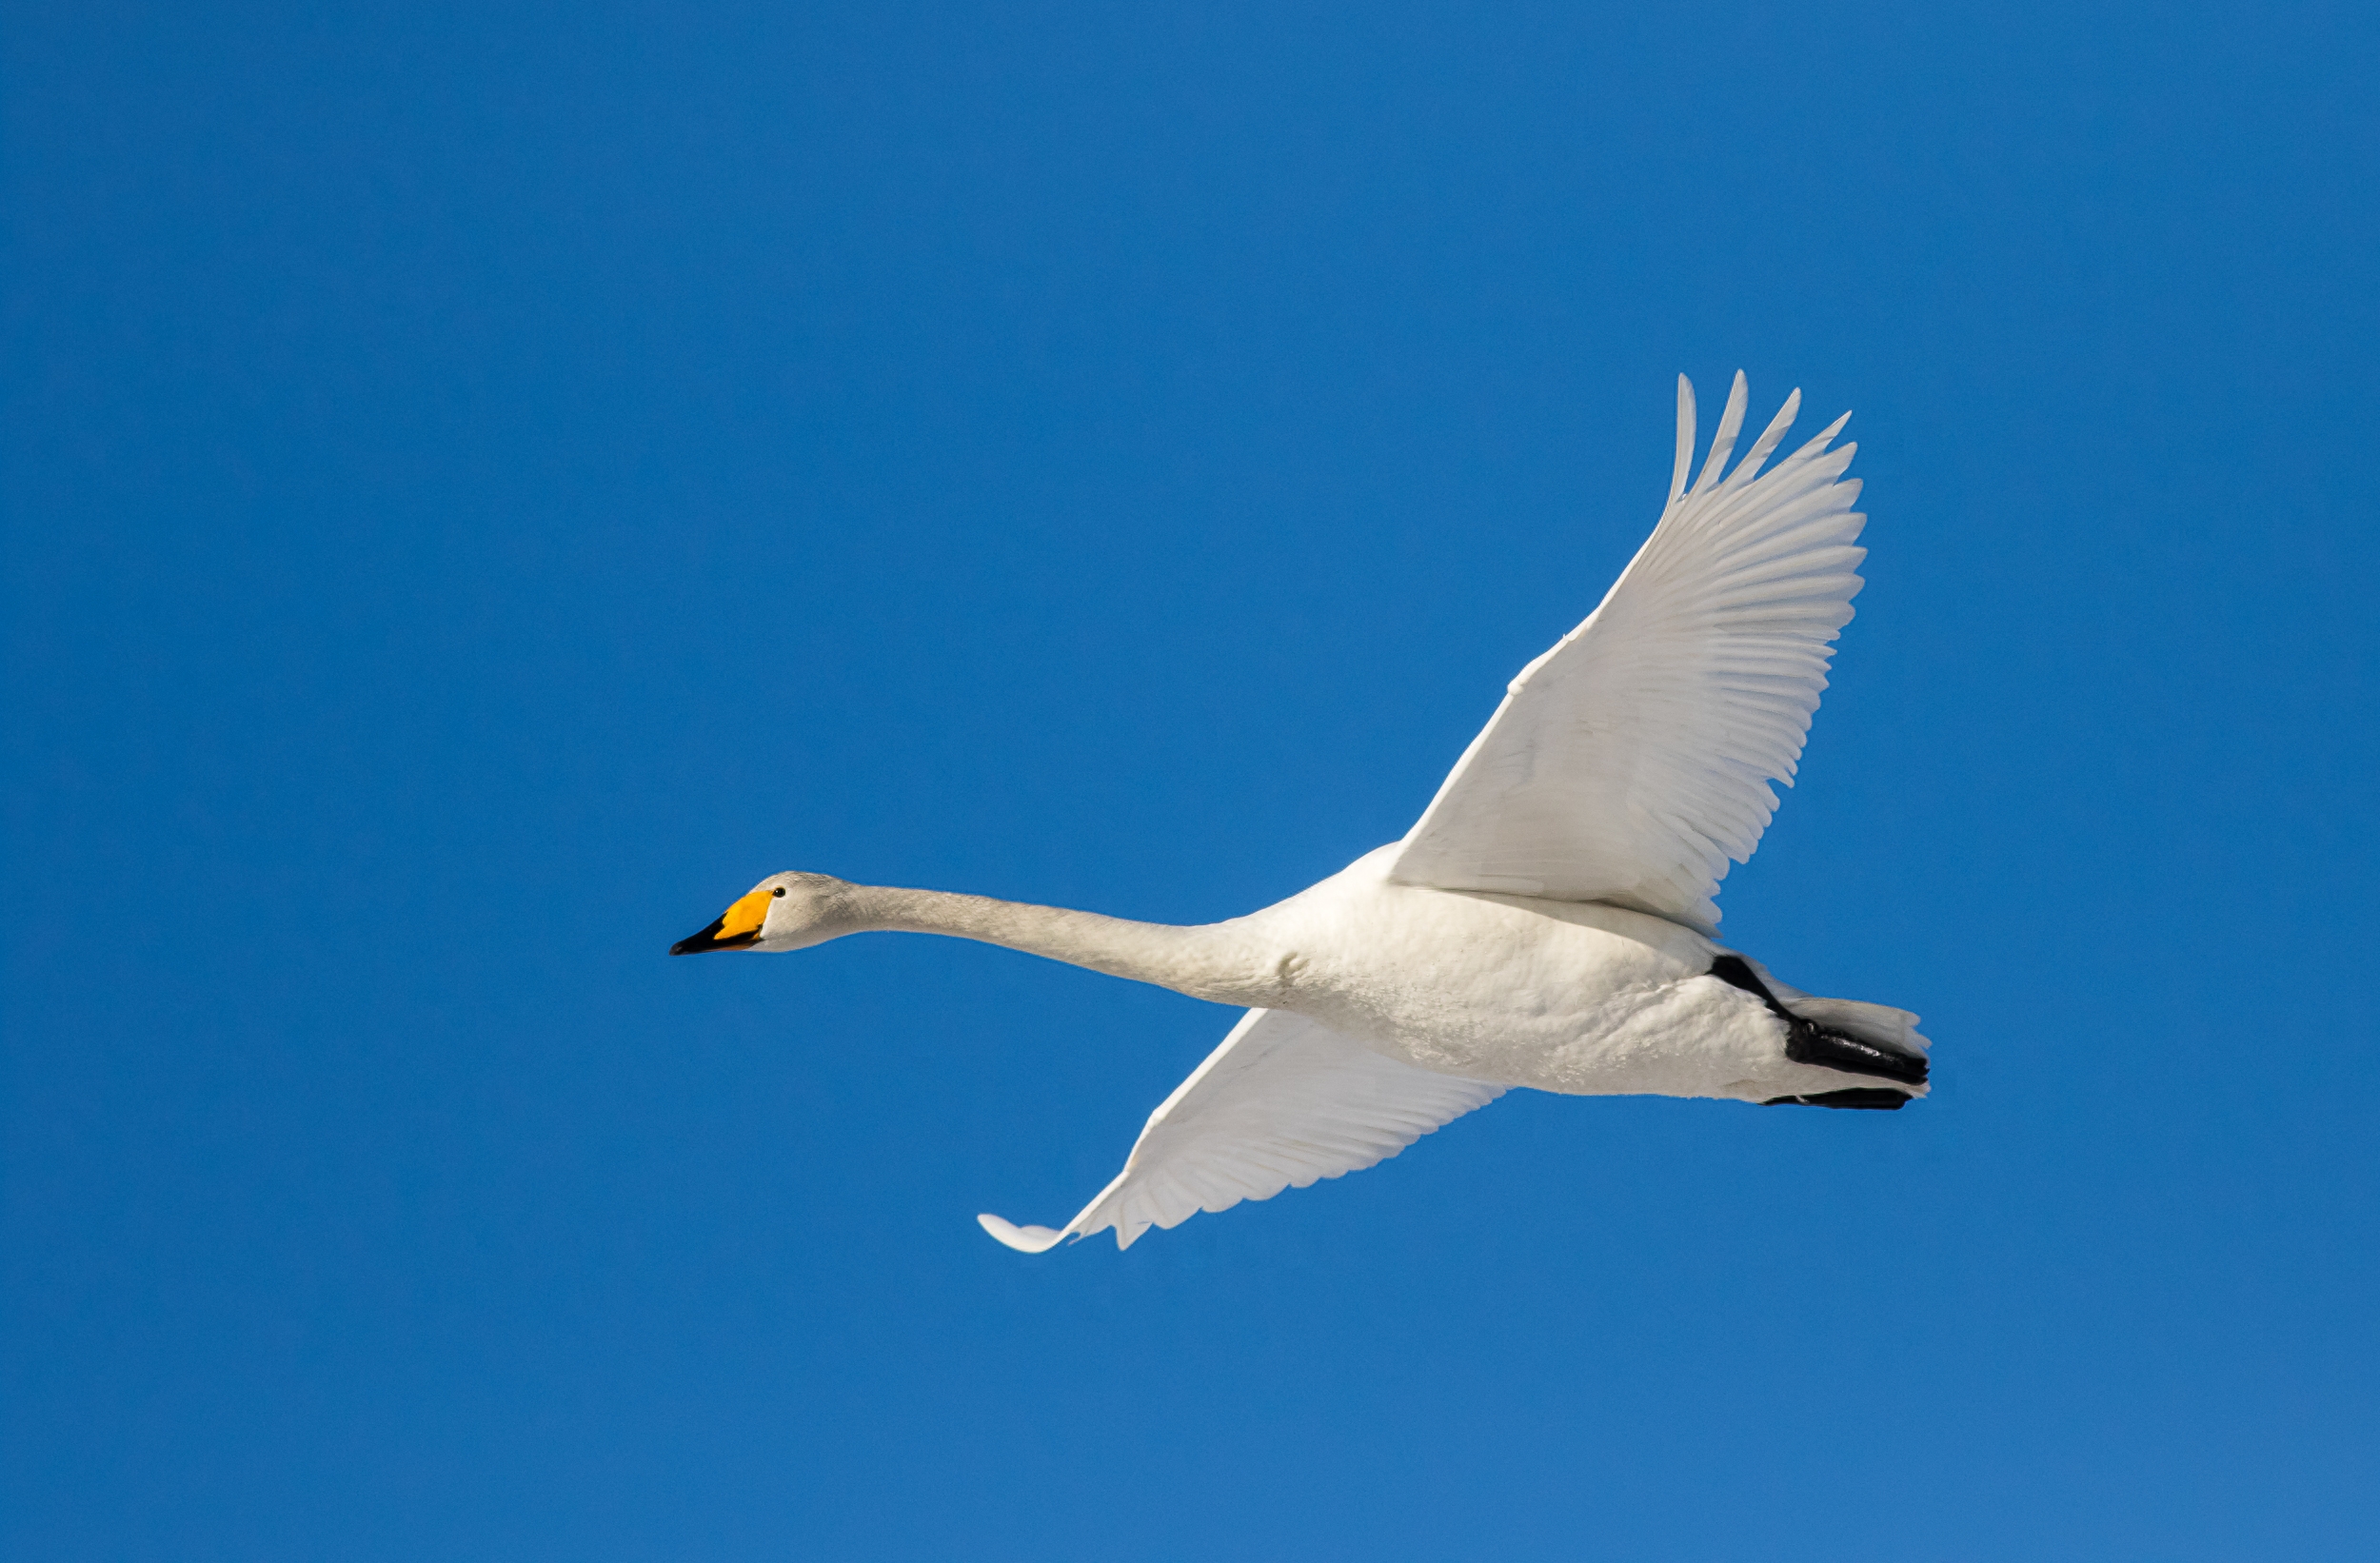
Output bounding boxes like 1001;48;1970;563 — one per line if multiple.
773;887;786;897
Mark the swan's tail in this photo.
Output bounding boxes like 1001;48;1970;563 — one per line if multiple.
1709;953;1932;1100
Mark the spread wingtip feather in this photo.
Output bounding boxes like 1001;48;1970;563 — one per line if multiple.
977;1214;1067;1253
1671;374;1696;505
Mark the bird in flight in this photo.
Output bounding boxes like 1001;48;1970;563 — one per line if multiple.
673;372;1928;1251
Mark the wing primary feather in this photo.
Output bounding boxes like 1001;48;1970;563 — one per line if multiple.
1692;370;1750;494
1724;388;1802;490
1781;414;1853;469
1670;374;1696;505
975;1214;1067;1253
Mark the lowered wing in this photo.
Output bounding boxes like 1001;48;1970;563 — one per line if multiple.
978;1008;1503;1252
1387;372;1866;932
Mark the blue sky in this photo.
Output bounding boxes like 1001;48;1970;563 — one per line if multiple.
6;2;2376;1558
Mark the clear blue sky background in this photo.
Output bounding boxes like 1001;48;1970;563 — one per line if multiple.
6;3;2376;1558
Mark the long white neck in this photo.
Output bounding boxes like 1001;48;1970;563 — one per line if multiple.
842;884;1275;1007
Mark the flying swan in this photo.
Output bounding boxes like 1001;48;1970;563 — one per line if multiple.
673;373;1928;1251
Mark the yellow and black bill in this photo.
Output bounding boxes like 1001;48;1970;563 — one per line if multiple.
669;886;773;956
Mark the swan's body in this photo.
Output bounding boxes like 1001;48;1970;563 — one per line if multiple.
675;373;1928;1250
1212;846;1887;1100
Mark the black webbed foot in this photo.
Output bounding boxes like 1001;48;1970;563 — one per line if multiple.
1708;954;1929;1087
1760;1088;1912;1110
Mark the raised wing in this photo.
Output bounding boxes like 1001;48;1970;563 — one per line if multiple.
1387;372;1865;932
977;1009;1503;1252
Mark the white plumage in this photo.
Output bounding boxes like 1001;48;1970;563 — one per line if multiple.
674;373;1927;1251
1392;374;1863;931
979;1008;1506;1253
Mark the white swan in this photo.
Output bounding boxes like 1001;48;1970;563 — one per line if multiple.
673;372;1928;1251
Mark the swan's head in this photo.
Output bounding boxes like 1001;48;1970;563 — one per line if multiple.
669;871;856;956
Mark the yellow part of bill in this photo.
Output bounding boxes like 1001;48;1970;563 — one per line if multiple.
718;888;772;941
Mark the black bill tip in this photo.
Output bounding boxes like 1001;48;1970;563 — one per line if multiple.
670;917;757;957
